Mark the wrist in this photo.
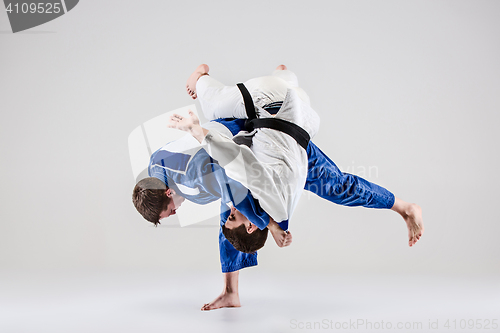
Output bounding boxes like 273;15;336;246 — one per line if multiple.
267;218;279;231
191;126;208;143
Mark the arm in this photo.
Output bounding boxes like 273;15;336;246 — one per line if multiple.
168;111;289;225
168;111;209;143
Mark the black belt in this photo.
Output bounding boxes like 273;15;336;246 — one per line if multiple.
236;83;310;150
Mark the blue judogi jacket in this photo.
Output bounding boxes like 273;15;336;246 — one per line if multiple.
148;119;280;272
147;116;394;272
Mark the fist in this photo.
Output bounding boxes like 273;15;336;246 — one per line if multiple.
273;230;293;248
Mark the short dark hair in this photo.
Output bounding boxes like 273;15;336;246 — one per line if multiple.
221;223;268;254
132;177;171;226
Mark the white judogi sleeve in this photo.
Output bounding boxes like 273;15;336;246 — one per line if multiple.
202;129;289;223
201;88;320;224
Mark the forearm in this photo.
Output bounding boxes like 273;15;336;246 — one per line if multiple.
267;217;280;233
190;125;209;143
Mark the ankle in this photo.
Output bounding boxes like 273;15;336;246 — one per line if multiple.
222;290;238;296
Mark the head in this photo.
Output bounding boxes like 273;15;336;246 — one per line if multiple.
221;206;268;253
132;177;185;226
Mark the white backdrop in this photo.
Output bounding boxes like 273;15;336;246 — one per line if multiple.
1;0;499;280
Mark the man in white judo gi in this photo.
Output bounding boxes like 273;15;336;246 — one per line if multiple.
134;64;424;310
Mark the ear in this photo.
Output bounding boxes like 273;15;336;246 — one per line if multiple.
165;188;173;197
247;223;259;234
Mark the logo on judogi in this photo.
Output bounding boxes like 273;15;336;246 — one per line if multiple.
3;0;79;33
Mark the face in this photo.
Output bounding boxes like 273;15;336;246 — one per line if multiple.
224;206;257;234
159;189;185;220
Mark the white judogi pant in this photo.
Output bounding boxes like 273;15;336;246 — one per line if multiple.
196;69;311;119
196;70;320;224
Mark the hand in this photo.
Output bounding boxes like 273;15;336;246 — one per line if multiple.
167;110;207;143
267;218;292;248
167;110;200;133
272;229;292;248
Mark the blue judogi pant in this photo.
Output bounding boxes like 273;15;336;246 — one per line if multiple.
305;143;395;209
214;118;395;272
215;117;395;210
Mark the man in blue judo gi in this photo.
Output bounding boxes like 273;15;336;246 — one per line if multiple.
133;64;424;310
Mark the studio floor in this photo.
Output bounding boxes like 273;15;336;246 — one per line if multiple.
1;270;498;333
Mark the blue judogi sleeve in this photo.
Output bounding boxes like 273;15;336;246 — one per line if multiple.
150;147;226;205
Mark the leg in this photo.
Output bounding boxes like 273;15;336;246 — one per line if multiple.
190;63;309;120
242;66;311;107
271;65;311;105
186;64;209;99
305;142;424;246
305;143;395;208
201;271;241;311
187;64;248;120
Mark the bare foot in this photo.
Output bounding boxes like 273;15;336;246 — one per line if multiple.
403;204;424;247
201;292;240;311
275;64;287;71
186;64;209;100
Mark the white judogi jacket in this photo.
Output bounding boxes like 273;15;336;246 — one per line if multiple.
202;88;320;223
